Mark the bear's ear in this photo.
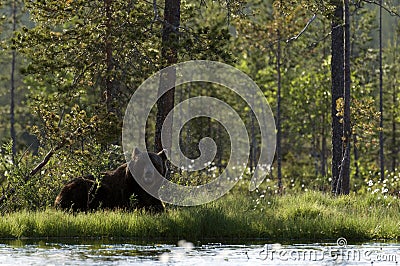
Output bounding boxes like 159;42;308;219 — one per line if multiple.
132;147;142;160
157;149;168;162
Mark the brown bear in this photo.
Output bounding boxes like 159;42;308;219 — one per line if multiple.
54;148;167;212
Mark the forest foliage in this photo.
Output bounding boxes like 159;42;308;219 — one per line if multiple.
0;0;399;212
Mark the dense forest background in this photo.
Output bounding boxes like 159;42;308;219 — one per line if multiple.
0;0;399;211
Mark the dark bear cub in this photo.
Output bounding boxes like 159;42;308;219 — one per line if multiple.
54;148;167;212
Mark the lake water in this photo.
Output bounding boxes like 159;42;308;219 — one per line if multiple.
1;238;399;265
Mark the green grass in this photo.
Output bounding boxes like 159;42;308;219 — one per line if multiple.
1;191;400;242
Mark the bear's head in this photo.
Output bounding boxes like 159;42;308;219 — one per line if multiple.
127;147;167;187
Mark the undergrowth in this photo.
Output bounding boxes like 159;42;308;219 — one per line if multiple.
1;191;399;242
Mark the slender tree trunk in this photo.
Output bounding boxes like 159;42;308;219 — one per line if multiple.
330;1;344;194
249;110;254;172
185;84;191;168
393;35;399;171
321;21;328;178
10;0;17;162
379;0;385;181
392;56;398;171
321;113;327;177
338;0;351;195
391;36;398;171
155;0;180;181
276;29;282;192
217;125;223;173
353;133;359;179
249;91;256;173
392;93;397;171
104;0;115;113
177;83;184;174
312;120;319;176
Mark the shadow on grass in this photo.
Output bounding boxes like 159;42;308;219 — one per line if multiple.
1;191;400;242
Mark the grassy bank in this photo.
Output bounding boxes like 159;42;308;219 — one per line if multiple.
1;191;400;242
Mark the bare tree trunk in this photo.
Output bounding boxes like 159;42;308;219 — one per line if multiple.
249;111;253;172
321;21;328;178
391;34;398;171
217;125;223;174
321;113;327;177
391;62;398;171
104;0;115;113
154;0;180;180
276;29;282;192
338;0;351;195
10;0;17;162
312;118;319;176
353;133;359;179
185;84;191;168
249;90;256;173
379;0;385;181
330;1;344;194
155;0;180;153
391;99;397;171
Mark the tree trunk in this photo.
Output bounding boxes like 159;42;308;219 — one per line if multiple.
353;133;359;179
104;0;115;113
10;0;17;162
330;1;344;194
391;60;398;171
217;124;223;174
249;90;256;173
338;0;351;195
392;90;397;171
154;0;180;181
391;35;398;171
321;113;327;177
312;119;319;176
276;29;282;192
379;0;385;181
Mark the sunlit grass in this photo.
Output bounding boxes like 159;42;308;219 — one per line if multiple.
1;190;399;242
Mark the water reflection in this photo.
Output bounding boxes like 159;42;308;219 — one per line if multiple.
0;239;399;265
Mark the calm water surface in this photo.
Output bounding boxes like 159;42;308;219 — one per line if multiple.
1;239;399;265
